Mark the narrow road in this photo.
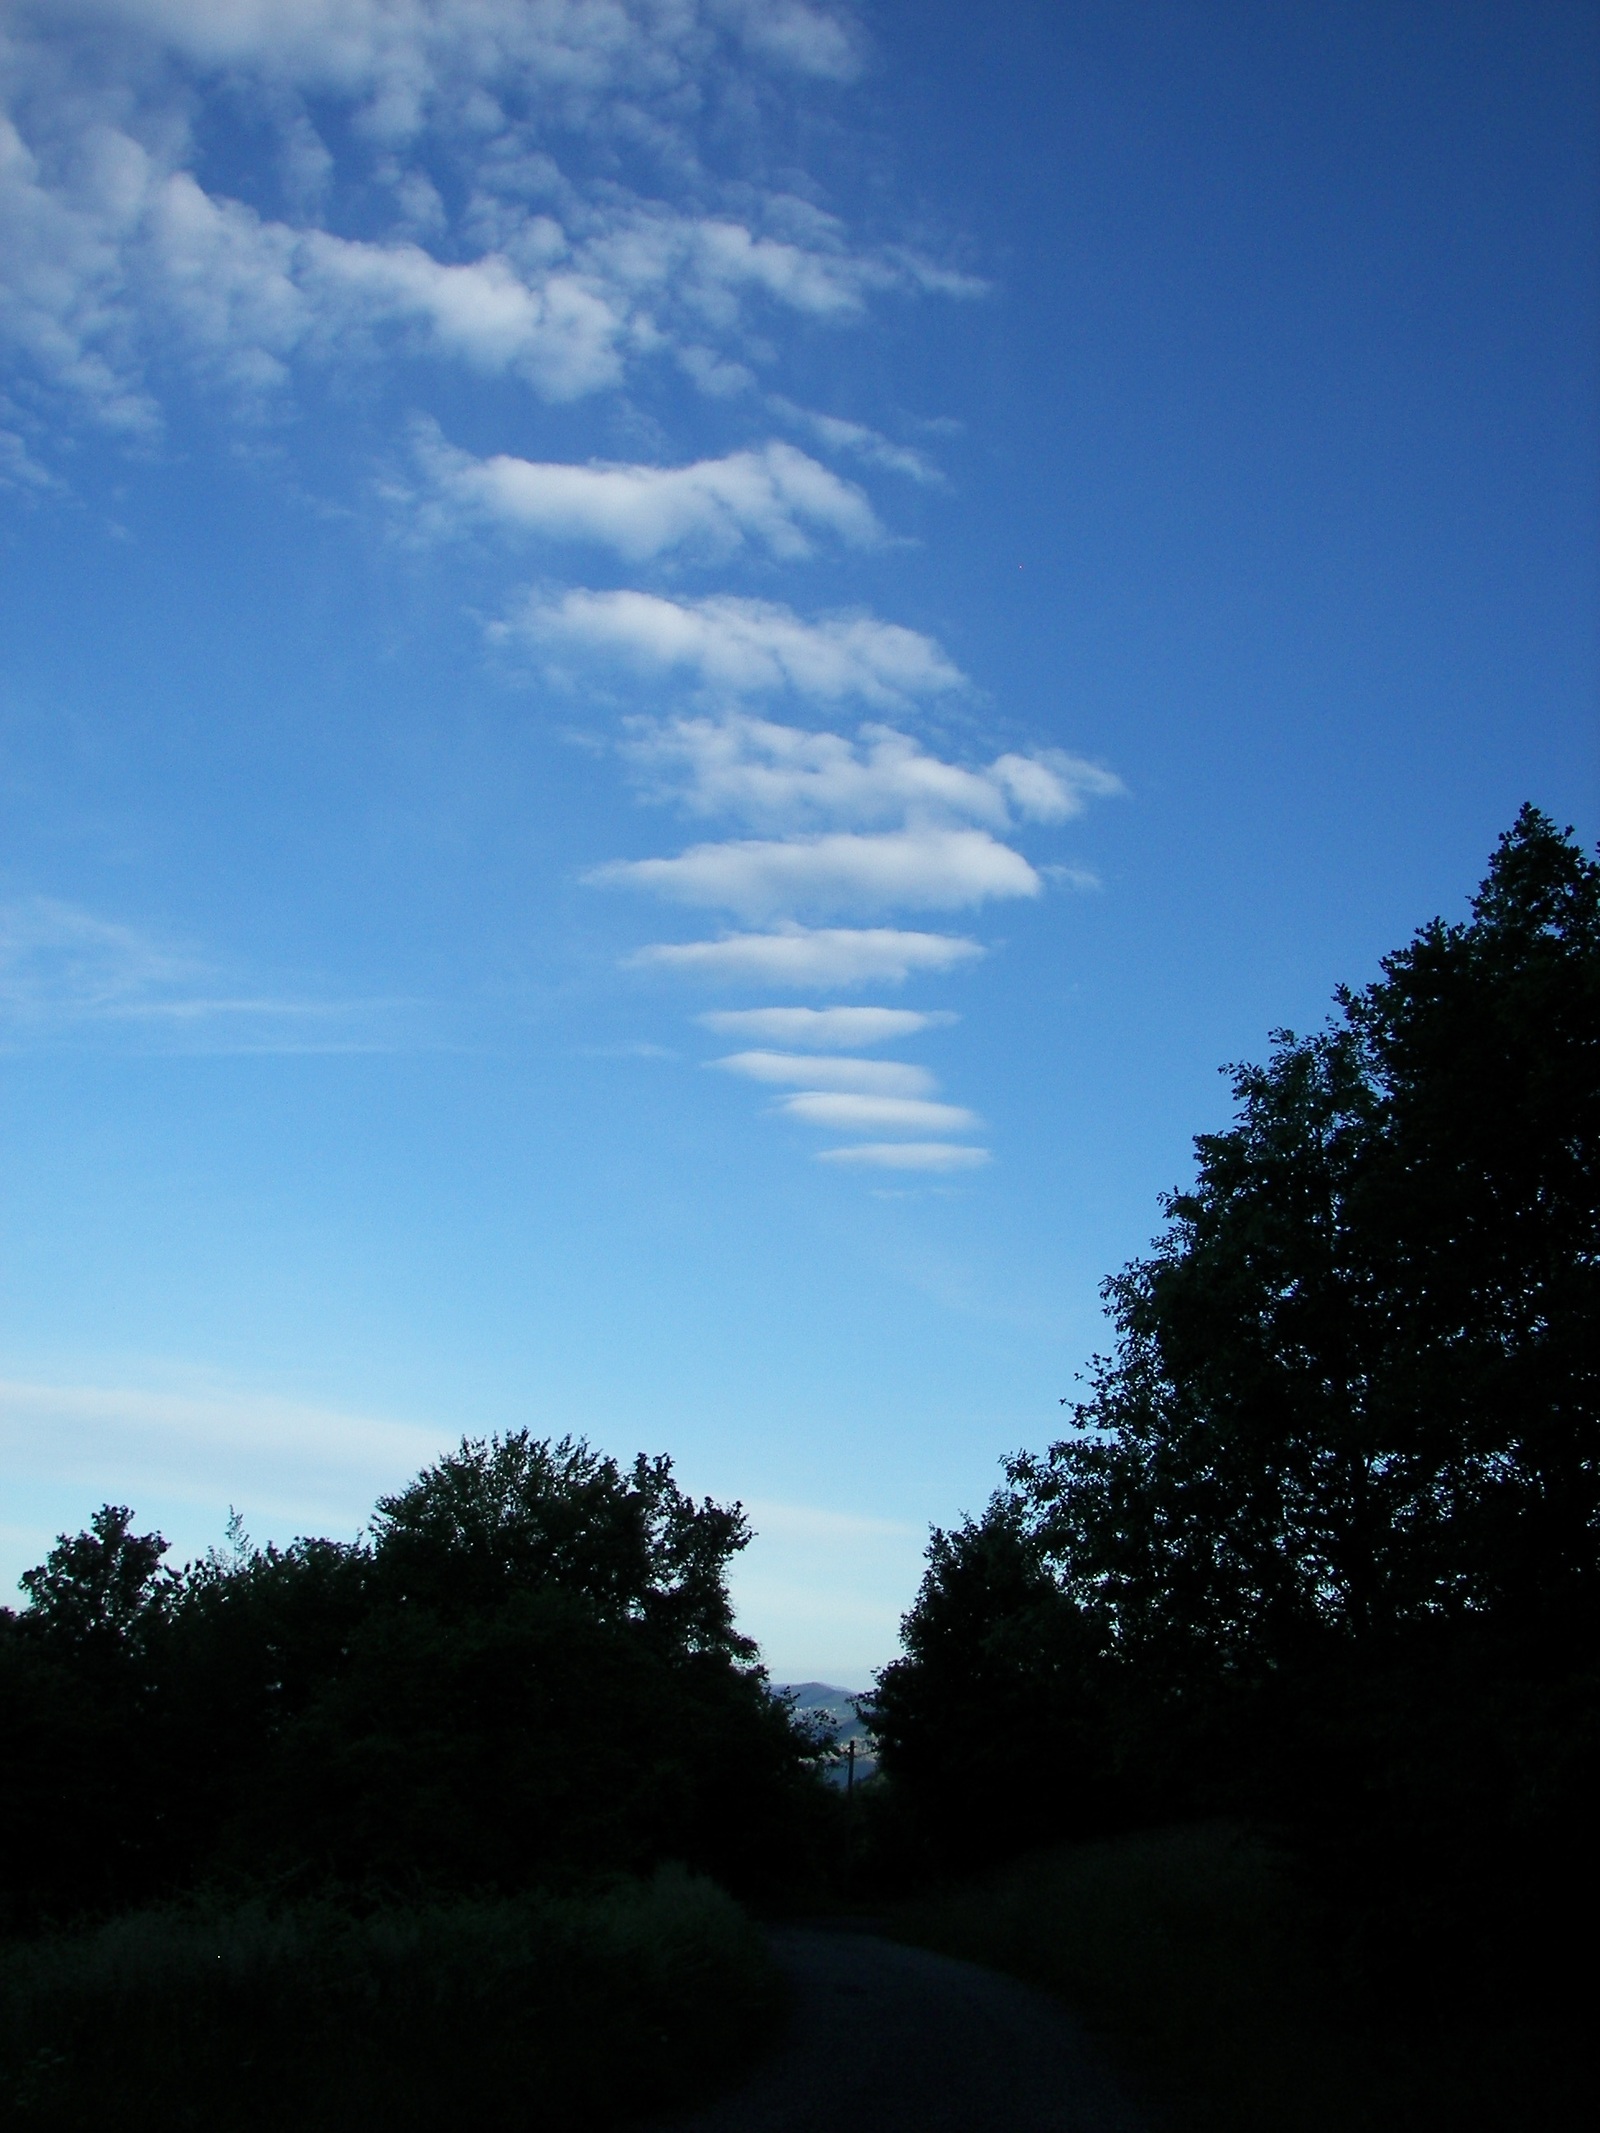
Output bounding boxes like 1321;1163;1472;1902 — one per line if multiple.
653;1927;1151;2133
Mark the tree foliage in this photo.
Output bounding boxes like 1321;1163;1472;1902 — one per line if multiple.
868;810;1600;1936
0;1435;826;1921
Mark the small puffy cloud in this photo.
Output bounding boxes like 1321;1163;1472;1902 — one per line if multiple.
713;1050;935;1097
416;433;878;559
628;925;983;988
624;713;1117;834
507;592;963;707
779;1092;980;1134
817;1141;990;1172
589;826;1040;920
698;1005;953;1048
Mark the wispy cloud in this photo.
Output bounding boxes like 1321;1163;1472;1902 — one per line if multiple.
503;592;963;706
629;925;983;987
413;432;879;559
713;1049;936;1096
767;396;943;483
777;1091;980;1134
816;1141;990;1172
0;1372;444;1530
699;1005;955;1047
0;896;413;1051
590;825;1039;919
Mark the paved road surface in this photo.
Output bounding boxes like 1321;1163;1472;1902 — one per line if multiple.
651;1927;1151;2133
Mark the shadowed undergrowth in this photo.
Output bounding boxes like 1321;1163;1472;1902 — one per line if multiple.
0;1867;780;2133
880;1820;1590;2133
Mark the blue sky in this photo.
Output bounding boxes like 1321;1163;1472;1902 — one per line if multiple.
2;0;1595;1684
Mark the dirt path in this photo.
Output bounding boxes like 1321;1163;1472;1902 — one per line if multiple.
651;1926;1151;2133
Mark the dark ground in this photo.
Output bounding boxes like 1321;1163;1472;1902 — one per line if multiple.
649;1926;1151;2133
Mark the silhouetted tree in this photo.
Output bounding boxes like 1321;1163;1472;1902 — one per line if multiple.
871;810;1600;1959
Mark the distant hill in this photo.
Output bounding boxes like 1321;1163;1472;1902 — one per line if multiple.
778;1683;878;1785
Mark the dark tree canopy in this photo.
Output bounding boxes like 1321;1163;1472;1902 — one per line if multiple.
868;810;1600;1907
1;1435;825;1919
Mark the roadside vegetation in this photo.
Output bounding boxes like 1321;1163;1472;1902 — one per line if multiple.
882;1819;1587;2133
1;1868;777;2133
0;1436;826;2125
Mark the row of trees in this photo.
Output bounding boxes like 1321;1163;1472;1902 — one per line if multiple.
1;1434;828;1921
866;808;1599;1980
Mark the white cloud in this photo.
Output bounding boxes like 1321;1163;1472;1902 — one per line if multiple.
63;1;864;99
589;826;1039;919
416;433;878;558
777;1091;980;1134
699;1005;953;1047
507;591;963;706
713;1050;935;1096
816;1141;990;1172
624;713;1118;832
767;396;941;483
1;5;981;442
628;924;983;987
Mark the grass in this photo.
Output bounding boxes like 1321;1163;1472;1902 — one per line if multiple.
877;1819;1588;2133
0;1867;781;2132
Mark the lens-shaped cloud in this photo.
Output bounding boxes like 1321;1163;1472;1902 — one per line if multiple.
777;1092;981;1134
629;926;983;988
816;1142;991;1172
699;1006;954;1047
714;1051;936;1096
590;826;1040;920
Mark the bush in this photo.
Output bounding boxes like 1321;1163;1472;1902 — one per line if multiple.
0;1869;779;2133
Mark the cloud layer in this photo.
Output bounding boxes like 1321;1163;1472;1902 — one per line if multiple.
1;2;977;443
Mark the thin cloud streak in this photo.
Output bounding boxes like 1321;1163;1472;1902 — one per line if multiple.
628;925;984;987
713;1050;936;1096
816;1142;991;1172
699;1006;955;1047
